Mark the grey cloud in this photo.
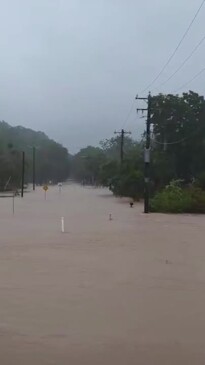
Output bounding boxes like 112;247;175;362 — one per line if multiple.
0;0;204;152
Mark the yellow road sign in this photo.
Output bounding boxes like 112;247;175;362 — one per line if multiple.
43;185;48;192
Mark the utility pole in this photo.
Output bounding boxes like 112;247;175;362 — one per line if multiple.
136;92;152;213
33;146;36;191
21;151;25;198
114;129;131;164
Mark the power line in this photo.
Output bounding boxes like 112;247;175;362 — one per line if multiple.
141;0;205;93
155;34;205;89
153;135;195;146
121;99;136;129
125;114;143;131
173;67;205;93
152;123;204;146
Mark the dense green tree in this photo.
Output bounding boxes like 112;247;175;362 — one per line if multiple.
99;160;119;186
71;136;144;199
151;91;205;186
100;135;135;161
71;146;106;184
110;167;144;200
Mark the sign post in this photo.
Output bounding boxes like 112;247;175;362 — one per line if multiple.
43;185;48;200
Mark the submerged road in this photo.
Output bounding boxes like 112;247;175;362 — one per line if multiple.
0;184;205;364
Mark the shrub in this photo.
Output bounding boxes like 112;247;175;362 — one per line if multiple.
195;172;205;191
151;180;205;213
188;187;205;213
110;170;144;200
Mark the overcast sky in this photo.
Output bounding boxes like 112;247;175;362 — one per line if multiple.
0;0;204;152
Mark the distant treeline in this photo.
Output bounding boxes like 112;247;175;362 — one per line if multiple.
0;121;70;190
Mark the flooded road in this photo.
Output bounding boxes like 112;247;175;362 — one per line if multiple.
0;184;205;364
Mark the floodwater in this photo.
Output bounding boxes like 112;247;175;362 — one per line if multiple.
0;183;205;364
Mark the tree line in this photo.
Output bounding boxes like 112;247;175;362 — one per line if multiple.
71;91;205;212
0;121;70;190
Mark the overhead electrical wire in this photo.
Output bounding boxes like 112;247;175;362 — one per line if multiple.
154;34;205;89
121;99;136;129
152;124;204;146
173;66;205;93
153;135;195;146
120;2;205;137
141;0;205;93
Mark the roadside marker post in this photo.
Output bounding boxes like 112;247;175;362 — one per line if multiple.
61;217;65;233
58;182;62;196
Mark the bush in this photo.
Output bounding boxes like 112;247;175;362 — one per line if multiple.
110;170;144;200
151;180;205;213
188;187;205;213
195;172;205;190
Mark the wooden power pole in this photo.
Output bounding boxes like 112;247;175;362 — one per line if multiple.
33;146;36;191
114;129;131;165
21;151;25;198
136;92;152;213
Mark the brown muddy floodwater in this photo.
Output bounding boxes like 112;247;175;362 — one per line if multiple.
0;183;205;364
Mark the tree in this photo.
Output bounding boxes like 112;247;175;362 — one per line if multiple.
110;168;144;200
99;160;119;186
71;146;106;184
100;135;135;161
151;91;205;187
71;136;144;199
